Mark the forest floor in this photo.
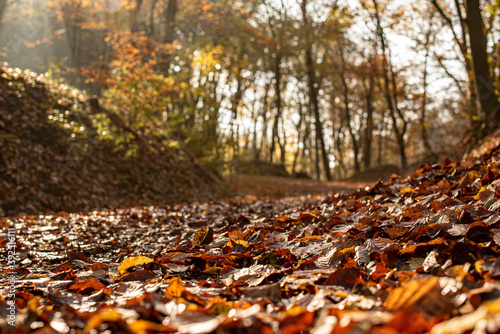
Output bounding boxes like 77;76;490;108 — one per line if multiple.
3;136;500;333
226;174;371;199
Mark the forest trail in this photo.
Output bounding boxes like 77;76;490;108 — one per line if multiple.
227;174;372;199
5;142;500;333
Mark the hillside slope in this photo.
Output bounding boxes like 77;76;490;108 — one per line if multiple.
0;67;225;216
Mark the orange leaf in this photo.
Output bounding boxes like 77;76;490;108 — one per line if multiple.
383;277;439;311
68;279;107;295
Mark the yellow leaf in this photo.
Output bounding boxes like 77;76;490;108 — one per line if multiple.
475;260;484;274
400;186;414;194
202;266;223;276
233;239;249;248
475;187;487;200
118;256;154;276
165;276;186;299
28;296;41;313
296;236;322;242
84;309;121;334
286;306;307;316
341;246;355;254
128;320;174;334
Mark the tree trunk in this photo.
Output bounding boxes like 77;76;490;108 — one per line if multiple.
279;116;286;164
377;119;384;166
61;1;83;86
420;28;438;161
339;50;360;173
362;74;374;169
269;52;283;163
372;0;408;170
230;69;244;159
431;0;478;129
465;0;500;136
301;0;331;180
256;83;270;160
307;54;331;180
157;0;177;72
0;0;7;32
149;0;159;37
131;0;143;33
333;122;346;179
292;101;305;175
164;0;177;44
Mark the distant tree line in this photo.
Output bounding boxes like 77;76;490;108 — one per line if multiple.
0;0;499;179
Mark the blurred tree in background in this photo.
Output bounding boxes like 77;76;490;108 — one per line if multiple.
0;0;499;179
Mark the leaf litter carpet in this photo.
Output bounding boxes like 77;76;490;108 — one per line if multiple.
3;148;500;332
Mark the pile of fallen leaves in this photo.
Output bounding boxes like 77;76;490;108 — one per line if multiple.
2;142;500;333
0;67;224;216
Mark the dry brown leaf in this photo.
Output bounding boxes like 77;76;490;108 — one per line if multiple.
193;227;214;246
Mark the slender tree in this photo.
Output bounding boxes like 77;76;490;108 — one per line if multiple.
0;0;8;31
465;0;500;135
371;0;409;170
430;0;478;128
301;0;331;180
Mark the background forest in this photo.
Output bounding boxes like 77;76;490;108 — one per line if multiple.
0;0;499;180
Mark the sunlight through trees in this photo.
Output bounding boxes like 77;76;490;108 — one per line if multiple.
0;0;499;179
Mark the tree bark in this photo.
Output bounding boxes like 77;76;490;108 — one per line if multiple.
420;26;438;161
292;100;305;175
372;0;408;170
465;0;500;135
130;0;143;33
431;0;478;128
269;52;283;163
256;82;270;160
230;69;244;159
149;0;159;37
157;0;177;72
301;0;331;180
164;0;177;44
362;73;374;169
339;50;360;173
0;0;7;32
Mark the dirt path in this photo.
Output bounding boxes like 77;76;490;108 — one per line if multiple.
226;174;372;199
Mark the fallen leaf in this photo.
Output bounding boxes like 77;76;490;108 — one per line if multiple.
384;277;439;311
165;276;186;299
193;227;213;246
118;256;154;276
